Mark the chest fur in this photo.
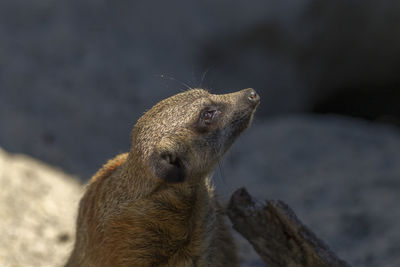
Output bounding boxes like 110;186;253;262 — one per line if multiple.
88;186;217;266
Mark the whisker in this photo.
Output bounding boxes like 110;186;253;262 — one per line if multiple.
198;68;211;88
154;74;193;91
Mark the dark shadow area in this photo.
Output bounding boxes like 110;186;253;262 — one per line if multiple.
313;87;400;126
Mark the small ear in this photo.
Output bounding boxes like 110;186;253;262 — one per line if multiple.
151;150;186;183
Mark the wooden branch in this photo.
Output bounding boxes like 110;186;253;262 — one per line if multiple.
227;188;350;267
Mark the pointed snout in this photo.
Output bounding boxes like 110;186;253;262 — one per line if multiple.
217;88;260;109
244;88;260;106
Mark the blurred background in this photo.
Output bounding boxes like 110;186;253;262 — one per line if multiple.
1;0;400;266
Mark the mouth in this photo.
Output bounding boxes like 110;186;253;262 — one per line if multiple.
235;111;255;133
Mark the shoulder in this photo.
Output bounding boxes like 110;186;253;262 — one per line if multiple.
89;153;128;185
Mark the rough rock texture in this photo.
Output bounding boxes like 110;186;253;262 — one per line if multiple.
0;148;81;267
228;188;349;267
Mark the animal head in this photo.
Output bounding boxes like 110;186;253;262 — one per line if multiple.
130;88;260;183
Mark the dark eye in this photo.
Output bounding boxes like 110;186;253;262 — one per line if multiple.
201;110;217;124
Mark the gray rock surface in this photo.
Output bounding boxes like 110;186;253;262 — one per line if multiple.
1;0;400;178
217;115;400;267
0;148;81;267
2;115;400;266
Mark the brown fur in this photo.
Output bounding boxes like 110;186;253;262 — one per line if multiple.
66;88;259;267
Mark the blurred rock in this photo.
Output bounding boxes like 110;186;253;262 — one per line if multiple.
1;0;400;177
216;115;400;266
2;115;400;266
0;147;81;267
0;147;263;267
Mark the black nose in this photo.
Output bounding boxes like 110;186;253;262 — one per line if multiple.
246;88;260;105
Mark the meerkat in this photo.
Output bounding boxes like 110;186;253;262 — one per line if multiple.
66;88;260;267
